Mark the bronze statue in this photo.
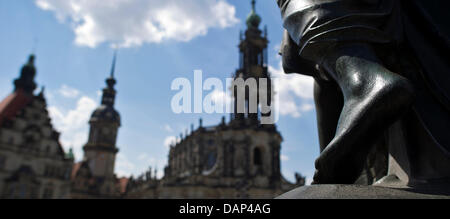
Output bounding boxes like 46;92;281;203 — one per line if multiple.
276;0;450;193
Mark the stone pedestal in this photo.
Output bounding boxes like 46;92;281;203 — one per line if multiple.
277;185;450;199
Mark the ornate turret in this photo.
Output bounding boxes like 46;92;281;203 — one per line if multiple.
14;55;37;94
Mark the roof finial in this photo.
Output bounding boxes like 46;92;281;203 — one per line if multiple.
252;0;256;11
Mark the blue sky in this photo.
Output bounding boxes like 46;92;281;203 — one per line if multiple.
0;0;320;184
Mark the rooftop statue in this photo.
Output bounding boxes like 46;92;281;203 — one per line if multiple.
276;0;450;198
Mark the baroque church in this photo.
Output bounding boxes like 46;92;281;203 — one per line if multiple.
123;1;304;199
0;1;304;199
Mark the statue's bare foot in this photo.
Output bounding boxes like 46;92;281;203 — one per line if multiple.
313;55;415;184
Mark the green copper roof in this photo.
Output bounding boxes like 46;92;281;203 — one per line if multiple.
246;0;261;28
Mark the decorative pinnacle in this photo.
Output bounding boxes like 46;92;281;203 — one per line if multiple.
252;0;256;11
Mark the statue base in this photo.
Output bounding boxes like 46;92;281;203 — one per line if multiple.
277;185;450;199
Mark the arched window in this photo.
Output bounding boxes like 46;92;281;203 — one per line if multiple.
253;148;263;166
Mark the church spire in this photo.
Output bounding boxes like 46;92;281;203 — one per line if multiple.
101;52;118;107
106;50;117;90
83;51;121;181
89;51;121;125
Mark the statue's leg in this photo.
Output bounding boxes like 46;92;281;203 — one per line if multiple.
314;79;344;152
312;43;415;184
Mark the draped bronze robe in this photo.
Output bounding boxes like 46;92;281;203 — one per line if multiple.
277;0;450;157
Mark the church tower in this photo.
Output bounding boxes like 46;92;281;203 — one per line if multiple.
232;0;272;125
83;52;121;179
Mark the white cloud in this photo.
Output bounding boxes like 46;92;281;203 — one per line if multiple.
270;61;315;118
35;0;239;48
164;136;177;148
48;96;97;160
58;84;80;98
281;154;290;161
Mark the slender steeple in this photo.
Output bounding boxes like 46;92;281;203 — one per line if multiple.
14;54;37;94
84;51;121;179
102;51;118;107
89;51;121;125
109;49;117;79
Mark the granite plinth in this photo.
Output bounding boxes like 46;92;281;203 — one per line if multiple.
277;185;450;199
